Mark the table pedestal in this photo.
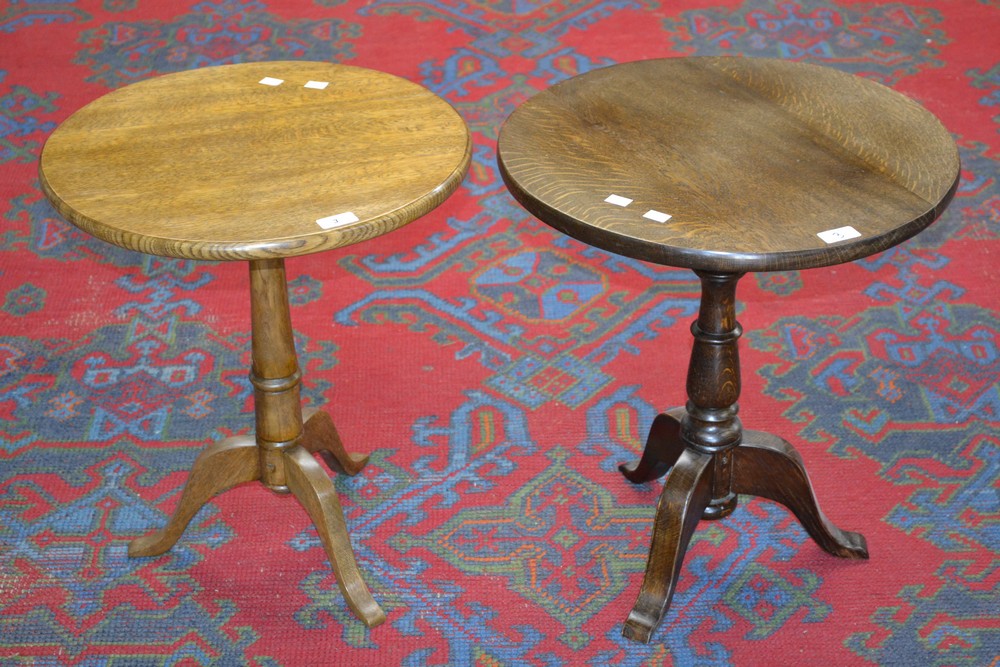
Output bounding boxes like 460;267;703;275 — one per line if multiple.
129;258;386;628
619;272;868;643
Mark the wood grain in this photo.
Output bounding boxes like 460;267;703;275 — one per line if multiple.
45;62;466;627
128;435;260;558
285;445;387;628
499;58;959;643
130;255;387;626
40;61;471;261
621;447;714;644
497;57;960;272
615;271;872;642
733;431;869;559
302;407;370;476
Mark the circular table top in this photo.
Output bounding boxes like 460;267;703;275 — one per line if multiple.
497;57;960;273
40;61;471;261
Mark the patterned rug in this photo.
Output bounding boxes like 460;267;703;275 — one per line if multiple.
1;1;998;665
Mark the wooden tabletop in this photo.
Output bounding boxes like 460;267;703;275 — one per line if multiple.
40;61;471;261
497;57;960;273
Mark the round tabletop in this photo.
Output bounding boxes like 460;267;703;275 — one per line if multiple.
40;61;471;261
497;57;960;273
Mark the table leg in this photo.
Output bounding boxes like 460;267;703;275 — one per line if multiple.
285;446;386;626
733;431;869;558
620;271;866;643
302;407;370;476
129;435;260;557
619;408;686;484
129;258;385;628
621;448;714;644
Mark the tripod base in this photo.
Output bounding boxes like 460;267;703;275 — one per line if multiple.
129;408;386;628
619;408;867;643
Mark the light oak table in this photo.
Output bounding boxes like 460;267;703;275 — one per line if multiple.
497;57;959;643
40;61;471;627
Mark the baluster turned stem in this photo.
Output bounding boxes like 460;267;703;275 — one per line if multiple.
249;258;304;492
681;271;744;518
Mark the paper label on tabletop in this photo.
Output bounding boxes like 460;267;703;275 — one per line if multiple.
817;226;862;244
316;212;360;229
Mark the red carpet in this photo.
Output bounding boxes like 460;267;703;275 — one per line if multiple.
1;1;997;664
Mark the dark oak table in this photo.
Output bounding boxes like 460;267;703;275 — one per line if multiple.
497;57;959;642
40;61;471;627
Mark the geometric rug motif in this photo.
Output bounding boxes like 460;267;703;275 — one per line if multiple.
0;448;245;661
748;300;1000;467
724;561;830;640
294;389;540;656
919;142;1000;246
0;317;335;452
666;0;947;82
363;0;637;133
846;573;1000;667
74;0;362;88
3;190;147;267
392;446;652;649
0;6;89;38
337;229;700;410
884;431;999;554
0;84;59;164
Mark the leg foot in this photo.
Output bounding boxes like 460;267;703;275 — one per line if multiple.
619;407;686;484
302;407;370;476
622;448;715;643
130;436;260;557
733;431;869;559
284;446;386;628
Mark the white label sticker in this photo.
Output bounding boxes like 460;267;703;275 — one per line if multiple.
316;212;360;229
643;209;672;223
605;194;633;207
304;80;329;90
259;77;284;86
817;226;862;244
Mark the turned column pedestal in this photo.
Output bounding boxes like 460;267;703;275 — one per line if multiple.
618;272;868;643
128;258;385;625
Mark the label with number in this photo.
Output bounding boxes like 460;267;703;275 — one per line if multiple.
817;226;861;244
316;212;360;229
